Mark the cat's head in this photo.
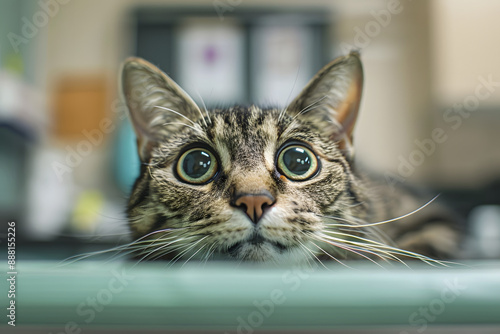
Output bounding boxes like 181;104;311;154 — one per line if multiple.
121;52;365;263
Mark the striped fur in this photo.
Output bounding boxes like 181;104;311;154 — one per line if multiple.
121;52;461;264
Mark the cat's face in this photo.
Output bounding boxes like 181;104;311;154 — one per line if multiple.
122;53;366;263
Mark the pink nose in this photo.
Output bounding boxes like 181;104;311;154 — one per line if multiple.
234;193;275;224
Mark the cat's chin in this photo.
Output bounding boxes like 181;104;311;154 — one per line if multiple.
226;238;305;263
228;241;277;260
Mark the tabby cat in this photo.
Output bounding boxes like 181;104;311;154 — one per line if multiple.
120;52;460;264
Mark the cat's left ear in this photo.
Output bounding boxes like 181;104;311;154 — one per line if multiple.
286;52;363;156
120;57;202;162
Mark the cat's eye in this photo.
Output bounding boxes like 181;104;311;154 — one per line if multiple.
277;144;319;181
176;148;218;184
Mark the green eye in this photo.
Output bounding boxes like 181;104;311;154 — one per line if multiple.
277;144;319;181
176;148;218;184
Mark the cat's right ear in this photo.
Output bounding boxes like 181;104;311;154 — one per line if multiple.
286;52;363;158
120;57;202;162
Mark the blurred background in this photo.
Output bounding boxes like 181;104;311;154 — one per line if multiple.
1;0;500;260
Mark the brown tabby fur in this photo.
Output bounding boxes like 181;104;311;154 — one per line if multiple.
121;52;460;264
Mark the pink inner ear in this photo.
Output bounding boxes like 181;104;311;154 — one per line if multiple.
330;69;363;157
334;70;363;140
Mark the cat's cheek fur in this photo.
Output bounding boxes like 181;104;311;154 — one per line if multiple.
258;207;300;244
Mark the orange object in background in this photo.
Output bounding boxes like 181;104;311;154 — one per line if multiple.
52;76;109;141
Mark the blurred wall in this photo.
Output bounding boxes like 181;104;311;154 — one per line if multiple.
431;0;500;105
42;0;432;176
429;0;500;188
34;0;500;188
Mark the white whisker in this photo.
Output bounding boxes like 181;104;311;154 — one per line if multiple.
278;63;302;123
291;95;329;123
314;233;384;267
320;230;450;267
182;242;208;267
169;236;209;266
162;122;202;133
296;239;329;270
194;90;211;126
153;105;196;125
309;239;354;269
319;194;440;228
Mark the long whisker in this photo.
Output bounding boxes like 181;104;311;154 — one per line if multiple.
320;230;448;267
57;227;186;266
337;225;391;245
182;243;208;267
153;105;196;125
281;96;329;136
145;239;194;262
307;239;354;269
104;234;186;263
320;233;410;267
168;235;209;266
202;241;219;265
136;236;194;264
314;234;384;267
104;233;185;262
194;90;211;126
162;122;202;133
296;239;329;270
294;95;329;119
296;242;315;269
319;194;440;228
324;229;453;267
278;63;302;123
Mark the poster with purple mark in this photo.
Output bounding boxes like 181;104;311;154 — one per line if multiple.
177;22;245;106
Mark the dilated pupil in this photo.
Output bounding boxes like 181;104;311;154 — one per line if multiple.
283;147;311;175
183;150;211;178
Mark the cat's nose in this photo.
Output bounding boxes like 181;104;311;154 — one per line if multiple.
233;192;275;224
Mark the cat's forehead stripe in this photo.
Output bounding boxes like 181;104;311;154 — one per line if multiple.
208;106;279;167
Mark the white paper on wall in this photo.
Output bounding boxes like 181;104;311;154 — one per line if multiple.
250;24;314;107
177;22;245;106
